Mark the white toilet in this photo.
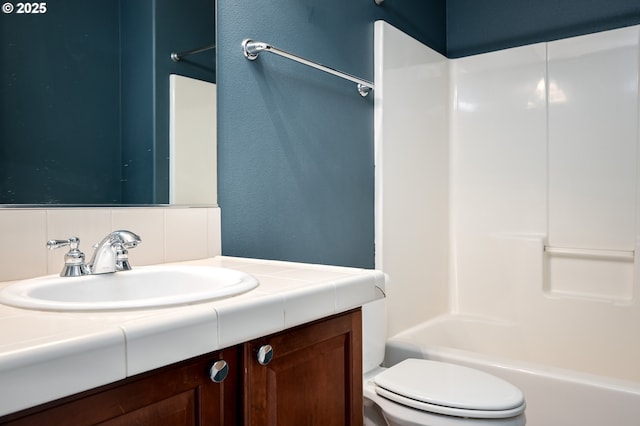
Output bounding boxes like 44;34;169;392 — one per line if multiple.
362;299;526;426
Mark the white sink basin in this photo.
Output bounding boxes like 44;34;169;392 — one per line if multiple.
0;265;259;312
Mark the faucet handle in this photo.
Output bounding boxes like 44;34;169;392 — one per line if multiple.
47;237;80;251
114;243;133;271
46;237;88;277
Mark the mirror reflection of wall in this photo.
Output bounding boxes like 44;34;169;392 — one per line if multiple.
1;0;215;205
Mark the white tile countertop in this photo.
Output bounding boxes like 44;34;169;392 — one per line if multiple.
0;256;386;417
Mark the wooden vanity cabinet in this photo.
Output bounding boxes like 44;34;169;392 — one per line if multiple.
0;346;241;426
0;309;363;426
243;309;363;426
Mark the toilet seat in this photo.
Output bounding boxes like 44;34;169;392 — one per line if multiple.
374;359;526;419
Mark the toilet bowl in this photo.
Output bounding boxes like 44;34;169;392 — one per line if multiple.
363;299;526;426
363;361;526;426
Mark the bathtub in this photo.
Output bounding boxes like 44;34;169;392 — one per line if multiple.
384;314;640;426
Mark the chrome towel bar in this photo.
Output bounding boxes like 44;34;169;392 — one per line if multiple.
242;39;375;97
171;43;216;62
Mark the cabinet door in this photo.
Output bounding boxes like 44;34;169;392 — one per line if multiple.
243;309;363;426
0;347;240;426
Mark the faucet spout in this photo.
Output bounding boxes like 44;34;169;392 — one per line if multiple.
88;230;141;274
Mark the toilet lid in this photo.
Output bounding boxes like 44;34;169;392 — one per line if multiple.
374;359;526;419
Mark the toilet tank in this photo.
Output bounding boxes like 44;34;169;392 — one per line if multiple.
362;298;387;374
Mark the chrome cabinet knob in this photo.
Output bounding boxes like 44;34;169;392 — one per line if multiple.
209;360;229;383
257;344;274;365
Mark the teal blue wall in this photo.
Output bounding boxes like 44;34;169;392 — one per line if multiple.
5;0;638;265
122;0;216;204
1;0;122;204
109;0;216;204
447;0;640;58
1;0;215;205
217;0;640;268
217;0;445;268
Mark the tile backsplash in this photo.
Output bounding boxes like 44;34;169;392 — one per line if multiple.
0;206;221;282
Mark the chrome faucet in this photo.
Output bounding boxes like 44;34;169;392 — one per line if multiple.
47;230;141;277
87;230;142;274
46;236;88;277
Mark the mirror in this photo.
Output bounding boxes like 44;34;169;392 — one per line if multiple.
0;0;216;205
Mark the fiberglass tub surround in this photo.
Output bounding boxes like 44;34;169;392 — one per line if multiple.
385;314;640;426
449;24;640;382
375;20;640;426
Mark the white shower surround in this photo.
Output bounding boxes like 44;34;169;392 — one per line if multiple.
374;19;640;425
384;314;640;426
